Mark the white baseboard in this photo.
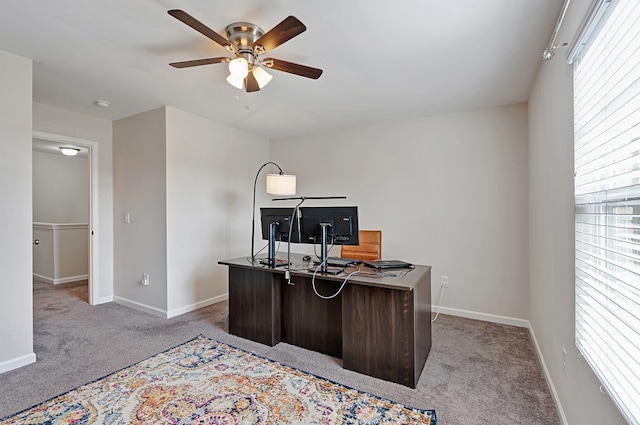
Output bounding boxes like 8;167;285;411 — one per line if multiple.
93;295;114;305
113;295;229;319
113;296;167;318
33;273;53;283
435;306;530;328
33;273;89;285
528;326;569;425
167;294;229;319
0;352;36;374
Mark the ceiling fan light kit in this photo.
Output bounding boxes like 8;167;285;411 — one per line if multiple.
228;57;249;78
167;9;322;93
252;66;273;88
225;73;245;90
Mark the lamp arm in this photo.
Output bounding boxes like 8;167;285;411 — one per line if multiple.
251;162;284;261
272;196;346;201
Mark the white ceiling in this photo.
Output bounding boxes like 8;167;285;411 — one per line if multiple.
0;0;562;140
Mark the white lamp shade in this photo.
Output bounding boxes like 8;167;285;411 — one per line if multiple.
228;57;249;78
252;66;273;89
226;73;244;90
266;173;296;196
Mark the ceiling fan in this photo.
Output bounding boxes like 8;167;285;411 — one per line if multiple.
167;9;323;92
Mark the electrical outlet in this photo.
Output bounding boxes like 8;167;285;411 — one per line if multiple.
441;276;449;287
562;347;567;376
142;273;149;286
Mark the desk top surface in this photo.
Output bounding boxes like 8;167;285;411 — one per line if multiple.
219;253;431;291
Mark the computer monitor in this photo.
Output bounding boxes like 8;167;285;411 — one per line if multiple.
299;206;359;273
259;207;300;266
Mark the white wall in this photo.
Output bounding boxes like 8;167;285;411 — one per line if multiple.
33;150;89;223
33;102;114;303
113;107;168;315
165;107;270;315
113;106;270;317
528;1;627;424
272;104;530;321
0;50;35;373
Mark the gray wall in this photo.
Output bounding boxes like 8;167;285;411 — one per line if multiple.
165;106;269;314
33;150;89;223
113;106;270;317
0;50;34;372
113;107;168;314
272;104;530;321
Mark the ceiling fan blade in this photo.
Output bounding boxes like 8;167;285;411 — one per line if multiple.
253;16;306;54
245;70;260;92
263;58;323;79
169;57;231;68
168;10;233;51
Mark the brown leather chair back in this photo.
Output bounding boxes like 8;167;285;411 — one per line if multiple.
340;230;382;261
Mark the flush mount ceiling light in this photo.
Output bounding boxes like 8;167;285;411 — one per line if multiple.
167;10;323;92
94;99;110;108
59;147;80;156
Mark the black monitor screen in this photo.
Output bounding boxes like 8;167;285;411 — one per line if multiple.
260;207;299;243
299;206;359;245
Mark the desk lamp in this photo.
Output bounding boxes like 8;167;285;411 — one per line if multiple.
251;162;296;262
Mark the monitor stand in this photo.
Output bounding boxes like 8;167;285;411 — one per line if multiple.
309;223;343;275
261;221;287;268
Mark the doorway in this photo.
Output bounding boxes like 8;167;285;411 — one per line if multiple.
32;131;99;305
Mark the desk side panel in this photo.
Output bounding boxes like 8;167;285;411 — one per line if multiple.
228;267;281;346
414;269;432;385
342;285;415;387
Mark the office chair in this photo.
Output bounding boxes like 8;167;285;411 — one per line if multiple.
340;230;382;261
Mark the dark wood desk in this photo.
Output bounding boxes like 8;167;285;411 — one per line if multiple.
218;254;432;388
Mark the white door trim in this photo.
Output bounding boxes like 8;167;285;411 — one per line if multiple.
32;131;100;305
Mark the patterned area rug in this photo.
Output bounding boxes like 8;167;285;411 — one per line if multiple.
1;335;436;424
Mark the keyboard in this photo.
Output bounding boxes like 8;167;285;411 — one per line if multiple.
315;257;362;267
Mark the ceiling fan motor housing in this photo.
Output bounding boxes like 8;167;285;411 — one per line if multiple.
226;22;265;65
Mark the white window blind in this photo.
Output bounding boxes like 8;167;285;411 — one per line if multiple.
573;0;640;423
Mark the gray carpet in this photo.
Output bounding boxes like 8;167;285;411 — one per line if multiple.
0;279;560;424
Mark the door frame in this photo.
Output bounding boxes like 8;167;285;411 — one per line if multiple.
32;131;100;305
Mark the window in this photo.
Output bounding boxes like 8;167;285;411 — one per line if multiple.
572;0;640;423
